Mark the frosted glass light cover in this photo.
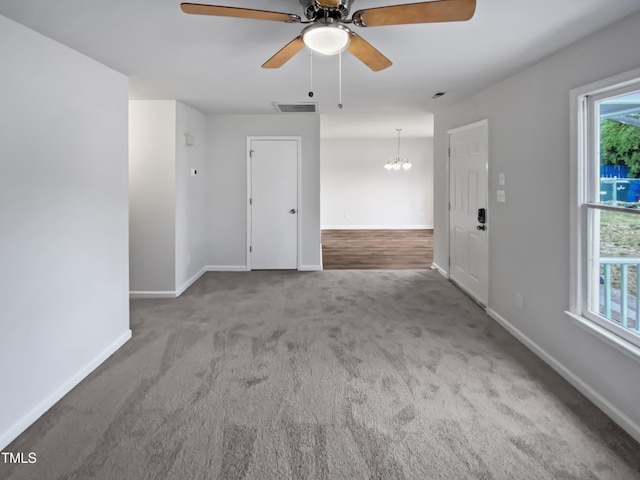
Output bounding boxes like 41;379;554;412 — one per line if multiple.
303;25;350;56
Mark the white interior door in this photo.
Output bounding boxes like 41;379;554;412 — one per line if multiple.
448;120;488;306
249;138;299;270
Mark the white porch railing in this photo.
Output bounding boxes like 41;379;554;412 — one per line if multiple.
600;257;640;331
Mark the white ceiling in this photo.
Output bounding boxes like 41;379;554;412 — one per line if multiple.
2;0;640;138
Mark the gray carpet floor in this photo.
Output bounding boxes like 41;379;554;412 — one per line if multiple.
3;270;639;480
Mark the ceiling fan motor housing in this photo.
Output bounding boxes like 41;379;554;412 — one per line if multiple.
298;0;353;21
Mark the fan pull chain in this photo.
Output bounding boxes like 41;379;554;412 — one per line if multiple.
308;51;314;98
338;52;343;109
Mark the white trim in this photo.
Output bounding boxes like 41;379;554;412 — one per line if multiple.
299;265;322;271
431;262;448;277
0;330;132;450
321;225;433;230
488;308;640;444
569;67;640;312
130;266;245;298
569;68;640;345
206;265;250;272
247;136;302;271
584;202;640;214
565;311;640;365
446;118;489;135
568;87;586;313
570;66;640;100
247;138;251;270
175;266;207;297
129;291;176;299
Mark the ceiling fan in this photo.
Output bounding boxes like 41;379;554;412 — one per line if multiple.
180;0;476;72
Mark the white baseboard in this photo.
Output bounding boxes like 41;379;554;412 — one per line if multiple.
129;291;176;299
0;329;132;450
299;265;322;271
487;308;640;444
130;266;210;299
207;265;250;272
176;266;207;297
321;225;434;230
431;262;448;277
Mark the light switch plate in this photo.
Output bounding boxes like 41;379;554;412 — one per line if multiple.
497;190;506;203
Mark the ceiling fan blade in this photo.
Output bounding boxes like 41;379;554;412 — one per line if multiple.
347;33;392;72
262;36;305;69
181;3;301;23
352;0;475;27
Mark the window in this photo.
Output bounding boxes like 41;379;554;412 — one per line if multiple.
570;69;640;354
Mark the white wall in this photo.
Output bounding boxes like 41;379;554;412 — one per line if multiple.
321;137;433;229
129;100;209;296
129;100;177;294
208;114;322;270
0;15;130;449
433;11;640;440
176;102;208;292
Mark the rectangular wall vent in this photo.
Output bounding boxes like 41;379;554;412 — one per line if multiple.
273;102;318;113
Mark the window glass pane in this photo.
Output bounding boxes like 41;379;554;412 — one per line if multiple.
598;91;640;206
590;208;640;334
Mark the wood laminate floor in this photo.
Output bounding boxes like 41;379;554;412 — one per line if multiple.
321;229;434;270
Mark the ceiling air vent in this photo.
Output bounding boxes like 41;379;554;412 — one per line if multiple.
273;102;318;113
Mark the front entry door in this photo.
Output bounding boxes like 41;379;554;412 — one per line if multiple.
448;120;488;306
249;138;299;270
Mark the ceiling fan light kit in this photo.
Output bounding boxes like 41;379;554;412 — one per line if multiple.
302;21;351;56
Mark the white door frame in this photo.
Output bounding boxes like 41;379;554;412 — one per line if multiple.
246;136;302;270
446;119;489;307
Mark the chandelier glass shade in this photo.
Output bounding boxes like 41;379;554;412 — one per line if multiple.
302;23;351;56
385;129;412;171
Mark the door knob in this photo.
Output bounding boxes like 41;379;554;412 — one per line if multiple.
477;225;486;231
289;209;297;214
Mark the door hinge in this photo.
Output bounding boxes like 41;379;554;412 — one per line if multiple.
448;147;451;157
249;198;252;206
448;202;451;211
250;246;252;253
249;150;254;158
448;256;450;265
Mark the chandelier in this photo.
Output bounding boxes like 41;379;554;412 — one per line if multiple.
385;129;412;171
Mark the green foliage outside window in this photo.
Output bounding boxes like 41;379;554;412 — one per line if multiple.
601;119;640;177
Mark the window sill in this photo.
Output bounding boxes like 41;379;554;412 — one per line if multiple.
565;311;640;365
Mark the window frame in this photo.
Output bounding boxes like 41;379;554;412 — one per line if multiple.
568;67;640;362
